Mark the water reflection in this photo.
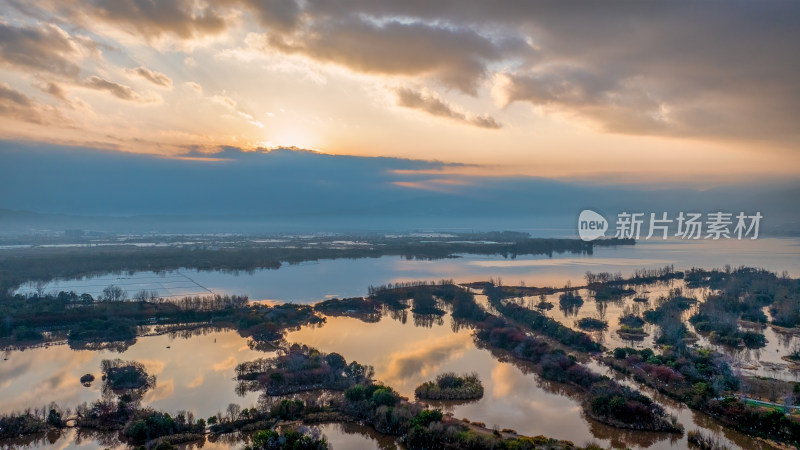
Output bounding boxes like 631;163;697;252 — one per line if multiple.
286;313;705;449
312;422;400;450
4;238;800;449
0;329;268;419
0;309;785;449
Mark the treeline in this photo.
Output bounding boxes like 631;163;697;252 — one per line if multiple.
313;296;383;322
483;283;604;353
356;282;678;432
0;404;66;439
642;288;697;346
235;344;373;395
0;235;634;292
585;265;682;285
475;315;680;432
246;428;328;450
0;290;322;350
666;267;800;348
581;266;683;301
102;359;155;391
3;370;595;449
74;398;205;446
17;288;249;311
689;295;767;349
604;345;800;445
684;267;800;328
415;372;484;401
367;281;465;317
340;382;585;449
608;347;739;407
368;279;454;295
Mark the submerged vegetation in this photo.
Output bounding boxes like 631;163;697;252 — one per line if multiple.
483;283;604;353
558;291;584;316
687;430;731;450
576;317;608;331
617;312;648;339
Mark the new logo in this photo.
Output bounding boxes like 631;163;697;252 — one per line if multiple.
578;209;608;241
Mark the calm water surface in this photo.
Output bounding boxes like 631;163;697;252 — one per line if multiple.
16;238;800;303
4;237;800;449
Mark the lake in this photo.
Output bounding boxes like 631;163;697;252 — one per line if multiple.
15;238;800;303
3;237;800;449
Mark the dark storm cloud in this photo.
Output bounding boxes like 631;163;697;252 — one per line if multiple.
0;23;80;77
129;66;172;88
395;87;501;129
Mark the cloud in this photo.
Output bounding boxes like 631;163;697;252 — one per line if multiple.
210;93;264;128
82;75;148;102
0;23;81;77
298;1;800;144
395;87;501;129
128;66;172;88
237;0;302;31
0;83;61;124
0;83;38;122
381;333;472;382
493;70;670;134
4;0;800;148
35;81;69;101
255;17;521;94
187;375;204;388
212;356;237;371
185;81;203;94
80;0;227;40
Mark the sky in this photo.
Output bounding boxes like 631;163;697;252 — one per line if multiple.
0;0;799;184
1;142;797;235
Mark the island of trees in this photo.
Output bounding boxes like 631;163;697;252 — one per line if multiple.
415;372;484;401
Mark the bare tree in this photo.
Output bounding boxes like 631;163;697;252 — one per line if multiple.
226;403;241;421
102;285;128;302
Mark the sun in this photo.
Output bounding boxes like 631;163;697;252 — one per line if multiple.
260;128;320;151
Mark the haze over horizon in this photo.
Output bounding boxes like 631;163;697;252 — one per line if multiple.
0;140;797;235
